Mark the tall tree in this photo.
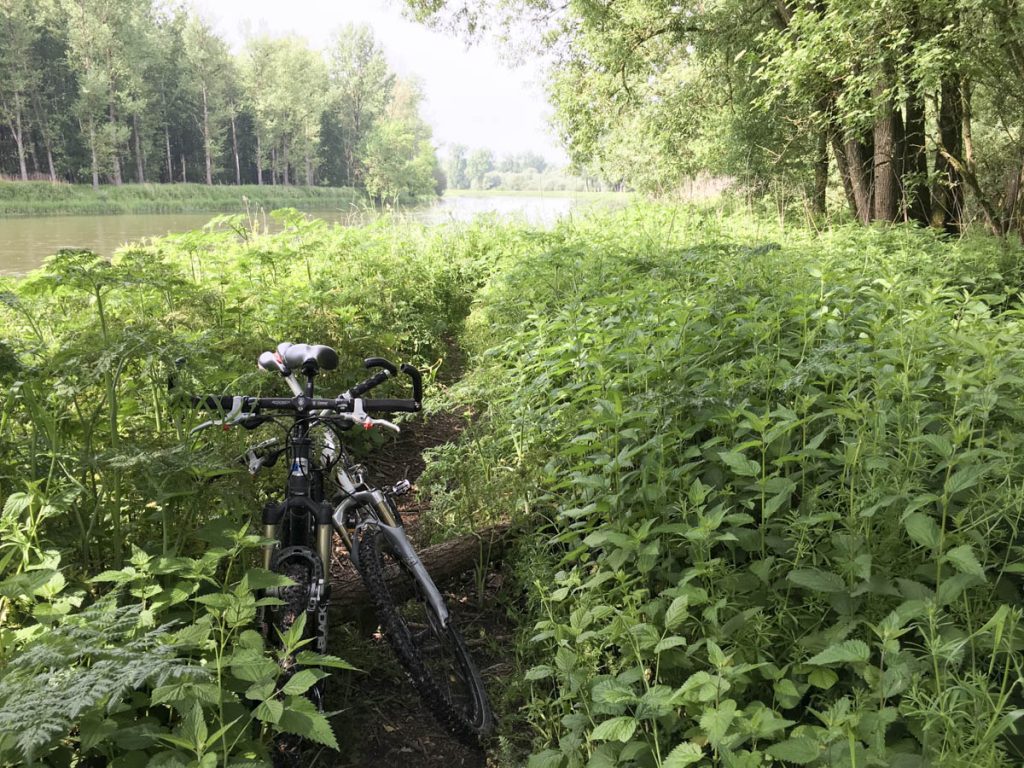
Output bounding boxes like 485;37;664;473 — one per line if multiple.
183;15;234;186
0;1;40;181
324;25;394;187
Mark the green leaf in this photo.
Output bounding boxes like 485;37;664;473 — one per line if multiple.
245;680;275;702
243;568;297;591
277;696;338;749
229;648;280;682
904;513;940;550
590;716;637;742
663;742;704;768
700;699;737;747
945;465;985;496
655;636;687;654
295;651;359;670
525;664;554;681
281;669;327;696
787;568;845;593
806;640;870;666
766;737;821;764
665;596;689;630
944;544;984;577
527;750;564;768
254;699;283;725
719;451;760;477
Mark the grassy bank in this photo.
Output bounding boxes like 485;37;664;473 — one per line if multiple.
0;180;368;216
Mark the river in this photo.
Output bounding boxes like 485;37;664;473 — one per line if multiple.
0;194;595;276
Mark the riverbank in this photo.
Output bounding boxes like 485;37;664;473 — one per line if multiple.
443;188;631;201
0;181;368;216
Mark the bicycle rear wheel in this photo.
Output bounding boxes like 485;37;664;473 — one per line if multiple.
356;524;494;746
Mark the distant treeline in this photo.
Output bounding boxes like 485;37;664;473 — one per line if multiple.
444;146;617;192
0;2;442;202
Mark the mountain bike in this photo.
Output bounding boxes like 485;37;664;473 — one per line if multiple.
186;342;494;762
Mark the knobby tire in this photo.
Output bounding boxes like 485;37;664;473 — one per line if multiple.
357;524;494;746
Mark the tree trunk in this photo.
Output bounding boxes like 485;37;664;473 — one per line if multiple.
256;132;263;185
9;103;28;181
31;99;57;183
109;104;122;185
133;114;145;183
202;85;212;185
88;120;100;190
330;524;512;610
845;136;874;224
231;114;241;185
872;79;901;222
181;153;187;183
271;146;278;186
932;74;965;234
283;143;290;186
165;125;173;183
830;132;858;218
305;154;313;187
904;89;930;224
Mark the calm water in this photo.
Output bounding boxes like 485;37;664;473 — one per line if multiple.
0;194;587;276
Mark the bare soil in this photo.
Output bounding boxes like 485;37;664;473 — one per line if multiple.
321;409;514;768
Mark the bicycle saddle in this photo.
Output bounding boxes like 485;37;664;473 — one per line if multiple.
276;342;339;373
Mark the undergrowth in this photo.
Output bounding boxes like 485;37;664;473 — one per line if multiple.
422;205;1024;767
0;210;513;763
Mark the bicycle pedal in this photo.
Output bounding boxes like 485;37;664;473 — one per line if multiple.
389;480;412;497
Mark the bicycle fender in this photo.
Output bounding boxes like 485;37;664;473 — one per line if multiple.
376;522;450;627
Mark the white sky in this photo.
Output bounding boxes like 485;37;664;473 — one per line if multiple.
193;0;568;164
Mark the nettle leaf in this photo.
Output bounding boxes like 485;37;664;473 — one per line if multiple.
242;568;296;591
590;716;637;742
665;596;689;631
277;696;338;749
254;699;283;725
787;568;845;593
525;665;554;681
807;640;870;666
591;679;638;707
766;737;821;764
526;749;564;768
700;699;737;747
281;669;328;696
944;544;984;577
945;464;986;496
719;451;760;477
295;651;358;670
903;512;941;550
663;742;704;768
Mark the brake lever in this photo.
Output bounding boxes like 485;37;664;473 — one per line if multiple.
189;396;245;435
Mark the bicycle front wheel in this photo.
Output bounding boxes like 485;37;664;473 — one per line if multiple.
357;524;494;746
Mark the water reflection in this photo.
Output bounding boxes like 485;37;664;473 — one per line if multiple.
0;194;598;275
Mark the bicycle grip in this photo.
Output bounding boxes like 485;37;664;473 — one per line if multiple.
364;357;398;375
349;370;391;398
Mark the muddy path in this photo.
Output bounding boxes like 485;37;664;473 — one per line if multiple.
315;408;516;768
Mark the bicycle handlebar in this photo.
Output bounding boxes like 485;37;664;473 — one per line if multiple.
189;394;421;414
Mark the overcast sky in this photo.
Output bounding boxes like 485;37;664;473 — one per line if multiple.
191;0;567;164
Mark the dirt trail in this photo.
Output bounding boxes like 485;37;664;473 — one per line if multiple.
322;409;513;768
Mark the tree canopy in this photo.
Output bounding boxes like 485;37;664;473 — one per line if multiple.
0;4;442;201
406;0;1024;234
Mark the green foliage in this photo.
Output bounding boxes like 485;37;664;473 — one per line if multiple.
0;529;338;765
423;204;1024;765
